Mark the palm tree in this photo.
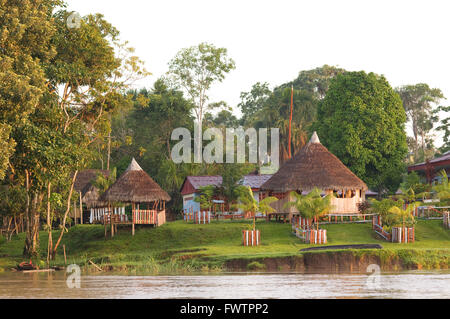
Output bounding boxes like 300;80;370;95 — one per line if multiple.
432;170;450;206
387;202;418;229
236;186;278;231
284;188;334;230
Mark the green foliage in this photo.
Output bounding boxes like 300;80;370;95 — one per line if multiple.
314;71;408;193
216;164;253;203
2;220;447;272
167;42;235;160
370;198;403;218
0;124;15;180
109;79;195;213
370;198;417;229
92;167;117;194
235;185;278;230
387;203;418;229
435;105;450;153
243;65;345;161
0;0;58;178
396;84;444;161
284;188;333;226
194;185;217;210
432;170;450;206
238;82;271;125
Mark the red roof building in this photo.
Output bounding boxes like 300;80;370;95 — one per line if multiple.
408;151;450;183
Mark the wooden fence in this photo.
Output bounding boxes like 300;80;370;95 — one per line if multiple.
103;214;129;224
291;216;312;229
372;215;415;243
391;227;415;243
295;228;327;244
444;212;450;229
93;207;127;224
372;215;382;230
415;206;449;218
242;230;261;246
133;209;158;225
193;211;211;224
372;215;391;241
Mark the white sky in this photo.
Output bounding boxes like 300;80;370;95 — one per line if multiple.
67;0;449;146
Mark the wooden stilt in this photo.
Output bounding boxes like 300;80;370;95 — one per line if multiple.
74;200;77;225
79;191;83;224
132;203;135;236
110;205;114;238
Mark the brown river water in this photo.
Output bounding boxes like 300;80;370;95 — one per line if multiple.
0;270;449;299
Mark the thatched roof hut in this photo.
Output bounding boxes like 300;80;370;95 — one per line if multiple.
74;169;110;193
101;158;171;203
261;132;368;192
74;169;110;208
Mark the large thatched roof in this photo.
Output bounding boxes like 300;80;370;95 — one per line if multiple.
101;158;171;203
261;132;368;192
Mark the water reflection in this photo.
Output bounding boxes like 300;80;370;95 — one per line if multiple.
0;271;449;299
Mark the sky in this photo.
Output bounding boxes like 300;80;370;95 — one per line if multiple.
67;0;449;146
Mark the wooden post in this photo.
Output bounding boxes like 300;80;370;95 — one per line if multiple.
110;206;114;238
79;192;83;224
132;203;135;236
74;200;77;225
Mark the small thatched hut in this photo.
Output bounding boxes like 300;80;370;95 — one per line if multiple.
261;132;368;219
101;158;171;235
73;169;110;223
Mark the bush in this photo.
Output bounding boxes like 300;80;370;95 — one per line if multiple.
357;200;371;214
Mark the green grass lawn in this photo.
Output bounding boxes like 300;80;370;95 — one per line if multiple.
0;219;448;272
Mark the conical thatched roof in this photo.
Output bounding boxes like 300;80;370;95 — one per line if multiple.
101;158;171;203
261;132;368;192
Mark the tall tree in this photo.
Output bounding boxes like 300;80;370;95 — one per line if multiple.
244;65;346;162
2;5;148;257
167;42;236;162
238;82;271;126
0;0;58;178
278;64;346;99
435;105;450;154
109;79;195;213
396;83;444;160
314;71;408;193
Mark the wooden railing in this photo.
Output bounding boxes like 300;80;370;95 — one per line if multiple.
133;209;158;225
295;228;327;244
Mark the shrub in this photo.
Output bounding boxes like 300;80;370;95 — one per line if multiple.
357;200;371;214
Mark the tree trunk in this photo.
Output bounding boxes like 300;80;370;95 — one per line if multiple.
107;130;111;170
194;120;202;163
23;170;42;258
52;170;78;259
24;191;43;257
46;182;53;263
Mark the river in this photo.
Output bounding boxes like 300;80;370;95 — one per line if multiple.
0;270;449;299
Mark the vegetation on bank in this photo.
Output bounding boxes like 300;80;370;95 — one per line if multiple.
0;219;448;273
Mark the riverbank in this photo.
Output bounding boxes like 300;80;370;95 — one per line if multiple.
0;220;448;273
